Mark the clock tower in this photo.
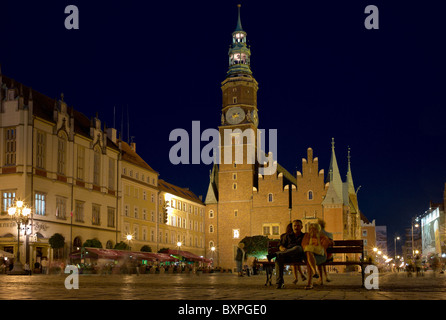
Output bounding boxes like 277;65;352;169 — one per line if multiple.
213;4;260;267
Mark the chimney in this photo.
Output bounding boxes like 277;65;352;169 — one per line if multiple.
131;142;136;152
107;128;117;144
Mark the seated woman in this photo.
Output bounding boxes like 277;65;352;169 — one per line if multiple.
301;223;332;289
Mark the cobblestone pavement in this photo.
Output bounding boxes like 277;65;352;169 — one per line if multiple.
1;270;446;300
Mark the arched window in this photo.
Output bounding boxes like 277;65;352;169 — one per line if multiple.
308;190;313;200
106;240;113;249
268;193;273;202
73;237;82;250
209;225;214;233
209;210;214;218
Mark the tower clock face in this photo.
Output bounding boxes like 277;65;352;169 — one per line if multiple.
226;107;245;125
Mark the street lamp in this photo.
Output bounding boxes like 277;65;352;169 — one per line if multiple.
394;236;400;264
210;246;216;265
126;234;133;250
177;241;182;266
411;219;420;258
8;200;31;275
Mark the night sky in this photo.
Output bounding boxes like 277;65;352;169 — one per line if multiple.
1;0;445;251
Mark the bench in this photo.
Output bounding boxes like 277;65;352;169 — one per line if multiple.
260;239;372;287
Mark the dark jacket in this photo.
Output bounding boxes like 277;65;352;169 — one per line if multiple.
280;232;305;249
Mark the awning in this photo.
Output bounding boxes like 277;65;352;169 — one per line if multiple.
0;249;14;258
70;248;179;262
162;249;212;263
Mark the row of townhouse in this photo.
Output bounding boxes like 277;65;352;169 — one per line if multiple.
0;70;205;267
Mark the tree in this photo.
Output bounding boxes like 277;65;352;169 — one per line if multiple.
114;241;129;250
140;245;152;252
82;238;103;248
49;233;65;260
240;235;269;259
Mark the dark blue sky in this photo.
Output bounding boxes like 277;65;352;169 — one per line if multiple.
1;0;445;250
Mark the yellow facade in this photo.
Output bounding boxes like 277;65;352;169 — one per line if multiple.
158;180;205;257
0;72;206;268
0;75;120;268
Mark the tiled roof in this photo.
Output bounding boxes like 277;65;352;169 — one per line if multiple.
158;179;203;205
1;74;118;150
120;140;158;174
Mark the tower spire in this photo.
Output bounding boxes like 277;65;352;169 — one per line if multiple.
235;4;243;32
326;137;343;200
346;146;356;194
227;4;252;77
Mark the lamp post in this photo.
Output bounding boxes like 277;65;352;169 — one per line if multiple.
211;246;215;266
8;200;31;275
411;220;419;259
394;236;400;264
177;242;182;266
126;234;133;251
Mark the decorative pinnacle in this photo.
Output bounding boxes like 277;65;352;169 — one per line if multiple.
235;4;243;32
331;137;335;149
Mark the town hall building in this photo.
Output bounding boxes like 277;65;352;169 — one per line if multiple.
204;5;362;270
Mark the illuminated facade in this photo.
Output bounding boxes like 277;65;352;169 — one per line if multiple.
0;68;206;266
120;140;159;252
0;71;120;266
158;180;205;257
204;5;362;270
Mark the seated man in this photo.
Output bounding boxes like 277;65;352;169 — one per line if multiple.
273;219;305;289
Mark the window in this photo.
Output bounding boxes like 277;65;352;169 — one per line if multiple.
234;210;238;217
55;196;67;220
77;146;85;180
263;223;280;236
108;158;115;190
268;193;273;202
233;173;237;180
209;241;215;249
209;210;214;218
308;190;313;200
133;225;139;240
35;193;46;216
362;230;368;237
57;133;67;175
233;183;237;190
75;200;84;222
151;211;154;222
142;228;147;241
107;207;115;228
36;131;46;169
143;191;147;201
92;204;101;225
233;97;237;104
124;204;129;217
93;146;101;185
134;206;138;219
142;208;147;220
233;229;240;239
2;191;15;212
209;225;214;233
4;128;16;166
